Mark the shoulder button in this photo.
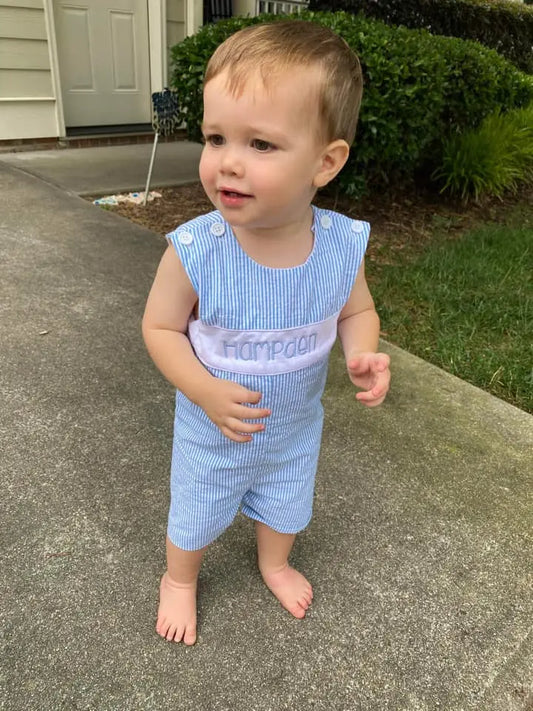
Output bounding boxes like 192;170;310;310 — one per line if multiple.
351;220;365;233
320;214;332;229
177;231;194;245
210;222;225;237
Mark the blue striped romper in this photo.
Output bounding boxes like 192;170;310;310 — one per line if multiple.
166;206;370;551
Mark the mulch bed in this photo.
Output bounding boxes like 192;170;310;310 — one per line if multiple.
99;181;532;268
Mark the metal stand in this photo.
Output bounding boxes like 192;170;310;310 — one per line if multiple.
143;131;159;206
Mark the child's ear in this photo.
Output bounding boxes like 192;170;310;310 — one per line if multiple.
313;140;350;189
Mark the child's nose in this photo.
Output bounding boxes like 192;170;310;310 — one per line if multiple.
220;146;244;176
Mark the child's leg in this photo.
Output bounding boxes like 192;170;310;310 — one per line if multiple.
157;535;206;645
255;521;313;619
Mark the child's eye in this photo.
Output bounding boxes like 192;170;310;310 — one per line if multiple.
252;139;274;152
205;134;225;147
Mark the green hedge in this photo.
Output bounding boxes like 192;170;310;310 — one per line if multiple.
169;11;533;196
308;0;533;74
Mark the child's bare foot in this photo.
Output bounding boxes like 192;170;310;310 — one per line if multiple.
260;564;313;618
156;572;197;644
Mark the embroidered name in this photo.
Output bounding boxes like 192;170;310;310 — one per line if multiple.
188;314;339;375
222;333;318;362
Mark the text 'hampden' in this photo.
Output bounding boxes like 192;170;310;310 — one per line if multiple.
222;334;318;362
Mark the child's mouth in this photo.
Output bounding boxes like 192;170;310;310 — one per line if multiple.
219;189;252;206
221;189;251;198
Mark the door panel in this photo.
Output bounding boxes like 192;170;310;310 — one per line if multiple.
110;11;136;89
61;7;93;90
54;0;151;127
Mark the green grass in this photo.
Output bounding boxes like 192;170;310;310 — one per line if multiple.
369;202;533;413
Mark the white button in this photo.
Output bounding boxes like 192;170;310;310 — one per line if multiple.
320;214;332;229
210;222;225;237
351;220;365;233
178;231;193;245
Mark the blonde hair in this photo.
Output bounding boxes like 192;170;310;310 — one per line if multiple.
204;20;363;145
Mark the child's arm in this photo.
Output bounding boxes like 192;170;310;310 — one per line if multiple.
337;259;390;407
142;246;270;442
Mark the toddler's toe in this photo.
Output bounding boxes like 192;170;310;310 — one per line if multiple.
298;595;310;610
183;625;197;645
156;617;169;638
166;624;180;642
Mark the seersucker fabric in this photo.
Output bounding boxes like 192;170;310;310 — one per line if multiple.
165;206;370;550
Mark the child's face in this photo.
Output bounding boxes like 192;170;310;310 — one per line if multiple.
199;68;329;233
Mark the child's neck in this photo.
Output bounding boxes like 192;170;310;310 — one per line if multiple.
231;207;315;269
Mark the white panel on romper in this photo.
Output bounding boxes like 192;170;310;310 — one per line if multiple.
188;313;340;376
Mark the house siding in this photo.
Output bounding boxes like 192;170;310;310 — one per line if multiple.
0;0;58;139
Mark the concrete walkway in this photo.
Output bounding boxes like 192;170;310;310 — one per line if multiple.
1;145;532;711
0;140;203;195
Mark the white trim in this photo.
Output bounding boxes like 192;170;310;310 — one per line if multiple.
148;0;166;92
185;0;194;36
186;0;201;37
42;0;65;137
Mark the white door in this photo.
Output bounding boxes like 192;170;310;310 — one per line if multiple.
53;0;151;127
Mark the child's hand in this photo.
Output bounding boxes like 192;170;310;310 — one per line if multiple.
347;352;390;407
200;378;271;443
